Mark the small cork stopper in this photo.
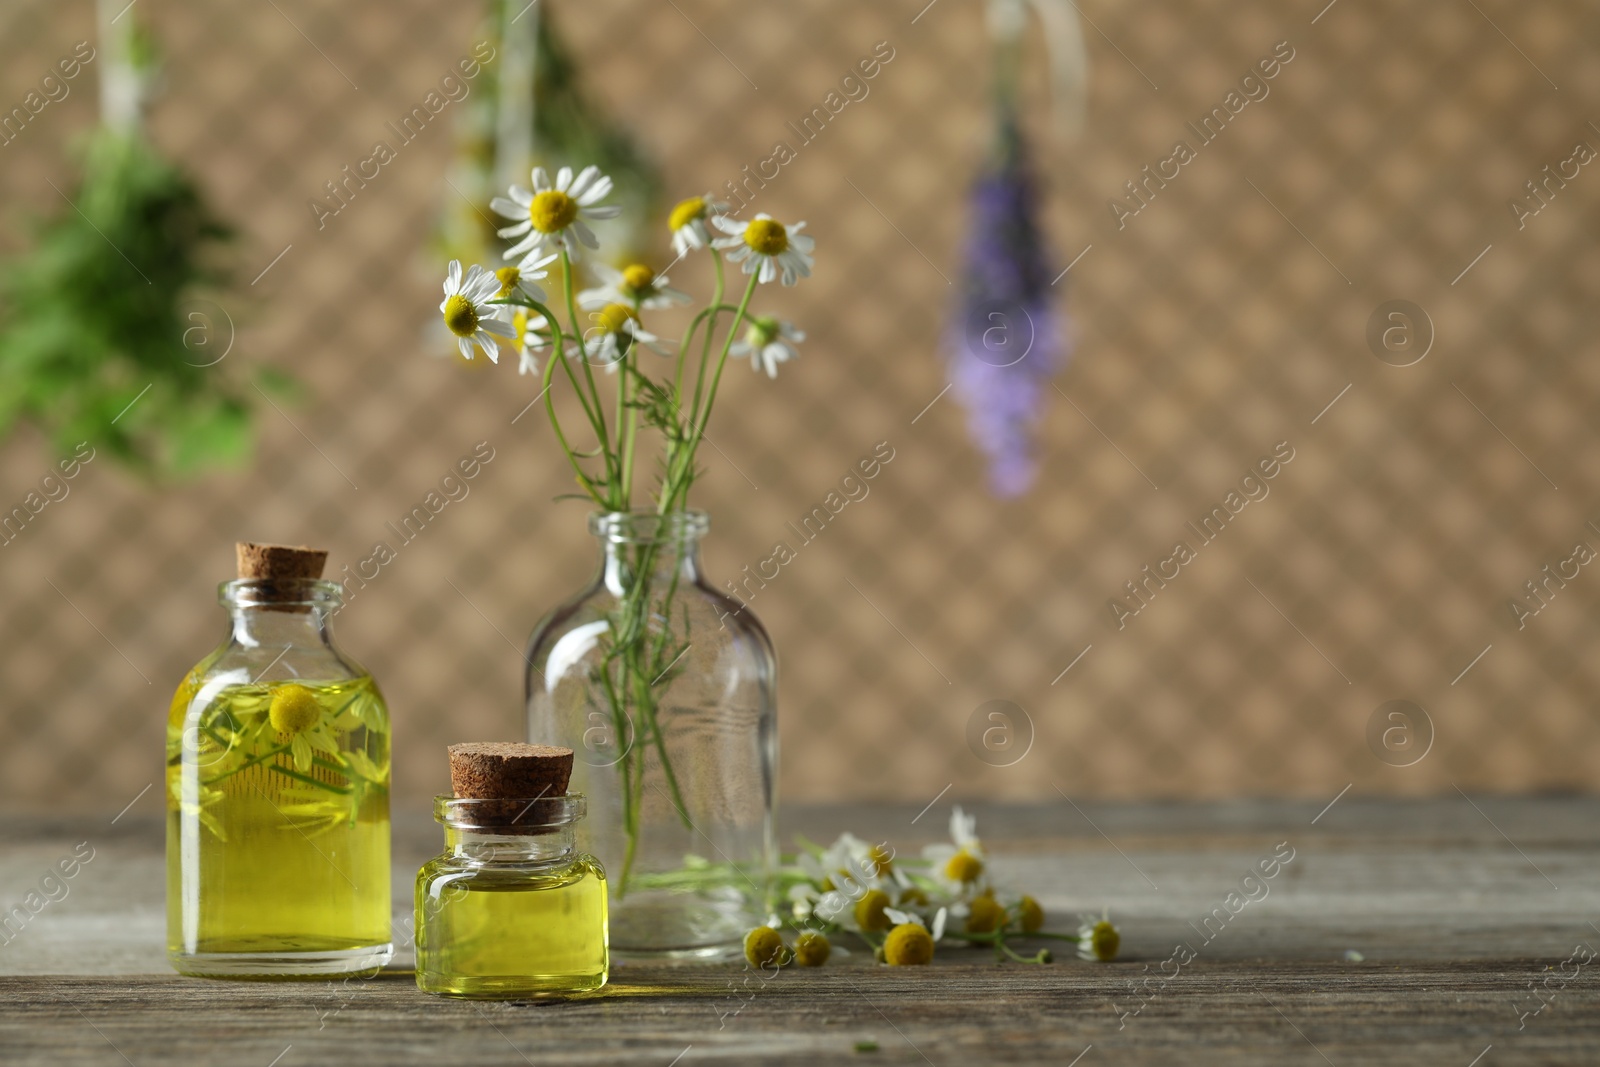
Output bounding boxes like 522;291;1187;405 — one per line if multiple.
237;542;328;582
449;742;573;800
237;542;328;609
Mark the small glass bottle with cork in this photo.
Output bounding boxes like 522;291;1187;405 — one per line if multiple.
166;542;392;977
415;742;609;998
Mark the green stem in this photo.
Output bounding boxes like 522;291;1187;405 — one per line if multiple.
560;251;615;498
267;763;351;793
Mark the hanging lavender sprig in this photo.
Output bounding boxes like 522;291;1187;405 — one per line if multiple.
948;113;1067;497
947;84;1070;497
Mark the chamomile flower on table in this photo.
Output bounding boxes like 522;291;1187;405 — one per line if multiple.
923;805;988;897
711;212;815;285
578;263;691;311
668;193;728;257
440;260;514;363
881;907;948;966
730;316;804;378
582;303;668;370
1078;909;1121;962
492;165;621;264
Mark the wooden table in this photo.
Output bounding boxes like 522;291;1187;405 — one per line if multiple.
3;798;1598;1065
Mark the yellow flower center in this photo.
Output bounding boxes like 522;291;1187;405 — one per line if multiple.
867;844;893;876
883;923;934;966
1091;920;1121;962
621;264;655;294
269;684;321;735
793;931;831;967
442;294;479;338
495;265;521;296
945;850;983;884
965;895;1005;934
529;189;578;233
898;886;929;908
1019;895;1045;934
669;196;708;231
743;925;786;968
593;302;638;337
744;218;789;256
512;310;529;344
854;888;892;932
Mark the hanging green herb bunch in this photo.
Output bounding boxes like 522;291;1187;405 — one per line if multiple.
0;10;290;478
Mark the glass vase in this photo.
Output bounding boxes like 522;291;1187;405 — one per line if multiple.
525;510;776;958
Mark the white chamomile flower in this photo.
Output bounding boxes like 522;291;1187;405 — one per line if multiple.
668;193;729;257
1077;908;1121;962
711;212;815;286
578;263;691;311
511;308;552;377
492;165;621;264
730;316;804;379
922;805;987;897
582;303;668;371
493;257;553;306
885;906;948;942
440;260;514;363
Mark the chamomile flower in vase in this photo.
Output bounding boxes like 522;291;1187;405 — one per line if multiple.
431;165;810;958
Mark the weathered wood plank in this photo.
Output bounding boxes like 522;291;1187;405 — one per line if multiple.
2;799;1598;1063
2;962;1597;1067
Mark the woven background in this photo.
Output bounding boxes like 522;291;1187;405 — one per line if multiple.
2;0;1597;813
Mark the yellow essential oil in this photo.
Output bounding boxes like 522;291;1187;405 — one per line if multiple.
166;571;392;979
416;784;608;998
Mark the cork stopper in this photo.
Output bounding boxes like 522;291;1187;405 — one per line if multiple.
449;742;573;799
237;542;328;582
236;541;328;609
446;743;575;833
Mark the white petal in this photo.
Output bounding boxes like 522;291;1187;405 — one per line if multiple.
576;287;611;310
555;165;574;193
789;233;816;253
476;330;501;363
490;196;526;220
497;221;533;239
932;907;948;941
480;317;515;338
572;220;599;249
711;215;744;235
504;233;541;260
520;251;558;277
457;336;474;361
576;174;613;205
569;164;600;197
531;167;551;192
757;257;778;284
446;260;463;291
580;204;622;220
508;185;534;206
516;248;557;274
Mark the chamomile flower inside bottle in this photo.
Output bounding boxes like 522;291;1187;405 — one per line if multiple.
166;543;392;977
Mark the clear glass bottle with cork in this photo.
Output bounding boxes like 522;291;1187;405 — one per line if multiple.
166;542;392;977
415;743;608;998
